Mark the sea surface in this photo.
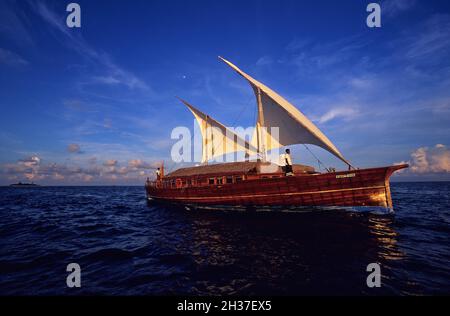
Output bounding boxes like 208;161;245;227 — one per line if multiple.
0;183;449;295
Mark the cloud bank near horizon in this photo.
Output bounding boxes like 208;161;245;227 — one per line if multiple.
396;144;450;175
1;154;161;185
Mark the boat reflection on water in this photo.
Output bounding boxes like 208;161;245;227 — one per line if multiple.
367;216;404;261
148;202;407;295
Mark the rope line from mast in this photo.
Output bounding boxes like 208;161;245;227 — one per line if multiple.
302;144;329;172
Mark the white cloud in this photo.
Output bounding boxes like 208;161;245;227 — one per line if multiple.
82;174;94;182
256;56;273;66
317;107;359;124
5;155;42;181
93;76;121;85
397;144;450;173
128;159;159;169
1;155;160;184
348;77;373;89
103;159;118;167
19;155;40;167
67;143;81;153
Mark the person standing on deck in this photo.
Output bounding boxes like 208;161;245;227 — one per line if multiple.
281;148;294;176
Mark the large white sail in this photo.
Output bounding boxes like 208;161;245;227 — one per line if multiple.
219;56;351;166
178;98;258;163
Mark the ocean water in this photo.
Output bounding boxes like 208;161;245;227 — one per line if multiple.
0;183;449;295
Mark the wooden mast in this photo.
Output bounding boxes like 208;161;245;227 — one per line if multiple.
256;87;266;162
204;115;209;165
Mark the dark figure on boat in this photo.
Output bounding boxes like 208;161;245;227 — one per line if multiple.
282;148;294;176
156;168;161;180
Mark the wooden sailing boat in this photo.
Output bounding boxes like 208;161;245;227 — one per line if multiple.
146;57;408;210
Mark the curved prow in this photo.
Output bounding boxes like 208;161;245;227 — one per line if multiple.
386;163;409;176
384;163;409;209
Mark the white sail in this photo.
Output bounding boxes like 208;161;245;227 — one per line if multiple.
219;56;351;166
178;98;258;163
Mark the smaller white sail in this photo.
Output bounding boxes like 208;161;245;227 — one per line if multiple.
178;98;258;163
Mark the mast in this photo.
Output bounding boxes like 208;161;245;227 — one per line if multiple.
256;87;266;162
204;115;209;164
210;116;214;159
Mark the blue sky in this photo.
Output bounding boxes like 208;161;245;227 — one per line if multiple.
1;0;450;184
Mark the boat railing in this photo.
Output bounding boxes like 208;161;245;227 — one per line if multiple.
145;180;159;188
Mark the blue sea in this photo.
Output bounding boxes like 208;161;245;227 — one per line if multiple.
0;183;449;295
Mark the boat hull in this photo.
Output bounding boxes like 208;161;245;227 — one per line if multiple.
146;165;407;210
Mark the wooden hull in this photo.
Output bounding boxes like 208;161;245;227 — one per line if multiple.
146;165;407;210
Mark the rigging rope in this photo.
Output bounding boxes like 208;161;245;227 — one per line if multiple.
302;144;329;172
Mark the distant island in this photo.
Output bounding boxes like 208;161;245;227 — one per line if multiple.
9;182;40;187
